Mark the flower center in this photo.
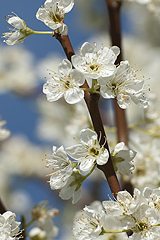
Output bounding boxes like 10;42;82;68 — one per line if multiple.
49;12;64;24
135;166;146;176
136;220;150;232
89;64;99;72
89;147;99;156
63;80;71;89
154;198;160;211
111;83;117;90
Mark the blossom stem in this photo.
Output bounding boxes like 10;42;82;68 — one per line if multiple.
55;33;121;196
32;30;54;35
105;0;128;145
102;228;129;234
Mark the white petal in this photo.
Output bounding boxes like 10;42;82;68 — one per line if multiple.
59;184;74;200
7;16;25;29
100;64;116;77
102;201;122;216
79;158;95;172
43;82;63;102
59;23;68;35
66;144;87;160
60;0;74;13
72;188;81;204
110;46;120;59
80;42;94;56
64;87;84;104
80;128;97;145
58;59;72;76
100;86;115;99
71;55;86;71
70;70;85;86
114;142;125;154
117;94;131;109
96;149;109;165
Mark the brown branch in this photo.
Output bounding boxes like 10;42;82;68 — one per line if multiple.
55;33;121;195
106;0;133;195
20;215;26;239
86;93;121;194
0;198;6;214
106;0;128;145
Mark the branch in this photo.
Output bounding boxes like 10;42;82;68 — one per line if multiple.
106;0;128;145
0;198;7;214
55;34;121;195
106;0;133;195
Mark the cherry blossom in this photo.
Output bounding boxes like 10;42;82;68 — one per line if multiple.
3;14;33;45
43;59;85;104
71;42;120;79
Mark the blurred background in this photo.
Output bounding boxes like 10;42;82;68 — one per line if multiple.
0;0;160;239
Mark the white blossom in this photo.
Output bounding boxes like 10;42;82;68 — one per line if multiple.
30;203;59;240
111;142;136;175
143;187;160;215
130;132;160;189
73;201;127;240
46;145;84;203
47;146;73;190
71;42;120;79
128;204;160;240
43;59;85;104
59;171;82;204
66;128;109;173
99;60;148;109
0;46;37;95
36;0;74;34
103;188;142;216
0;135;48;178
3;14;33;45
73;188;160;240
0;211;21;240
29;227;47;240
73;203;104;240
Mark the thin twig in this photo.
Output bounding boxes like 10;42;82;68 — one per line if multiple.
55;33;121;195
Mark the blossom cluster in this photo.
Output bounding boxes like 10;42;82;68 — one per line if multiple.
46;128;136;203
3;0;149;109
43;42;148;109
125;94;160;190
3;0;74;45
73;187;160;240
